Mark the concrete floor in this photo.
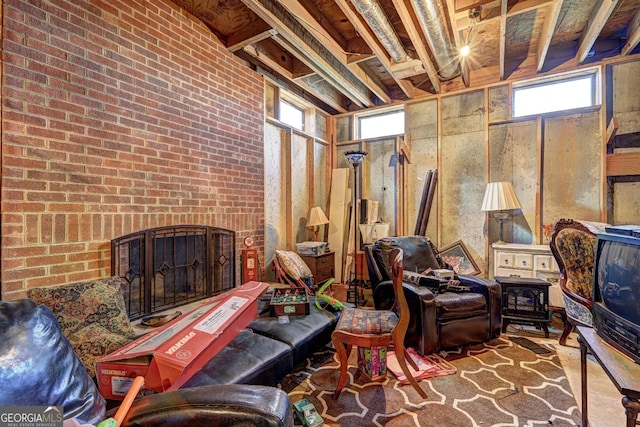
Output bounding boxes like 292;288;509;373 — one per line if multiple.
529;330;627;427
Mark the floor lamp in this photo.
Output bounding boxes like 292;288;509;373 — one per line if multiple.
345;150;367;307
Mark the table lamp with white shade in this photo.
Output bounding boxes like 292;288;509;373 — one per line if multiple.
481;181;522;244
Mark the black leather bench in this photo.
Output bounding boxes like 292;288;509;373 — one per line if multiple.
182;292;338;388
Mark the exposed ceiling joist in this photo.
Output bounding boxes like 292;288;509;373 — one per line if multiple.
622;6;640;55
576;0;620;64
172;0;640;113
392;0;443;90
446;0;470;86
536;0;562;72
454;0;554;29
272;33;374;107
277;0;392;104
333;0;425;98
499;0;508;80
227;29;275;52
242;0;376;107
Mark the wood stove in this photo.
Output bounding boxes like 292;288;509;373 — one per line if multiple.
112;225;236;320
495;276;551;337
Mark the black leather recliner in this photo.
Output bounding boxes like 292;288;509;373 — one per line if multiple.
365;236;502;355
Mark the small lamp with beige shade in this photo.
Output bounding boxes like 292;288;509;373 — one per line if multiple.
307;206;329;241
481;181;522;244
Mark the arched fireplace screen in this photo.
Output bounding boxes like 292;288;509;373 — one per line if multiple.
111;225;236;320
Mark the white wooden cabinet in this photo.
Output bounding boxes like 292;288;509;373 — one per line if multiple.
492;243;563;307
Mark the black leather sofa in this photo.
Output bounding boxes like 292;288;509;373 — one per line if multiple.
1;289;338;427
115;384;294;427
365;236;502;354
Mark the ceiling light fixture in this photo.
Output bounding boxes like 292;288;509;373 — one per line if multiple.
460;7;481;58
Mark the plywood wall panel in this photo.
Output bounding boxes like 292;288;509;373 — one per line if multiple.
488;120;538;243
612;60;640;225
614;182;640;224
440;91;486;267
314;141;329;214
264;123;286;274
291;134;311;246
488;85;510;122
336;116;352;142
613;61;640;134
441;91;485;135
406;99;439;242
543;111;602;224
363;138;398;235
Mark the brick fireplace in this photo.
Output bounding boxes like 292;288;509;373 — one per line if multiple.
0;0;265;301
112;226;236;320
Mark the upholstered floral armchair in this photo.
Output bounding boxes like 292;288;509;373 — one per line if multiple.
549;218;609;345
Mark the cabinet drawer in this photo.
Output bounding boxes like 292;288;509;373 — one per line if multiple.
317;255;333;266
496;252;515;268
496;252;533;270
514;253;533;270
534;255;555;272
315;266;333;281
496;268;534;278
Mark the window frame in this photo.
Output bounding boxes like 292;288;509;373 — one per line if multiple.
512;67;601;118
357;108;405;140
279;98;305;131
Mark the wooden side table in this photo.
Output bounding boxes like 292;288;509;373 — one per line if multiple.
300;251;335;287
577;326;640;427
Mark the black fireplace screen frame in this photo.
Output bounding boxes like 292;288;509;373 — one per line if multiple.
111;225;236;320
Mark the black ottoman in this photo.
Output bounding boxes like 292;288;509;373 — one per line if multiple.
249;300;337;366
182;329;293;387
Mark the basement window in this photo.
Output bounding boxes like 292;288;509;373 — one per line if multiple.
280;100;304;130
359;109;404;139
513;69;599;117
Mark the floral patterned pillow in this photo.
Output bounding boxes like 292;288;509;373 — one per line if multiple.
27;277;137;376
276;250;313;279
68;323;133;378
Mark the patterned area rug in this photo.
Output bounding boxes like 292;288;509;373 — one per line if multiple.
280;337;581;427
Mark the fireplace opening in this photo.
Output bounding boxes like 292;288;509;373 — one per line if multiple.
112;225;236;320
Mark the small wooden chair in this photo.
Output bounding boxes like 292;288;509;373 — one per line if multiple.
272;253;314;294
331;248;428;399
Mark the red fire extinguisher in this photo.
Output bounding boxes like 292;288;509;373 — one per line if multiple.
242;236;259;283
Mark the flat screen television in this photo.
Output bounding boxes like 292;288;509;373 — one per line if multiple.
592;226;640;364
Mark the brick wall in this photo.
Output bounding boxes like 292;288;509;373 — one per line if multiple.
0;0;265;300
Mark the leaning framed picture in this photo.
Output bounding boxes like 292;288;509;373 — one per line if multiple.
438;240;481;276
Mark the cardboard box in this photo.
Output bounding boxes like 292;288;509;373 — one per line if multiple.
358;346;387;381
97;281;269;399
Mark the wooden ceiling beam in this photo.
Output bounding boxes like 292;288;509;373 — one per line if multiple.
277;0;392;104
227;28;275;52
455;0;553;28
621;7;640;56
333;0;424;98
576;0;619;64
498;0;507;80
242;45;348;113
392;0;442;92
241;0;376;107
447;0;470;86
536;0;562;72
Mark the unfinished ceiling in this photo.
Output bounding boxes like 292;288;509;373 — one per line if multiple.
171;0;640;113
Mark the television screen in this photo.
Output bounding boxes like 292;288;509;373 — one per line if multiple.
595;239;640;325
